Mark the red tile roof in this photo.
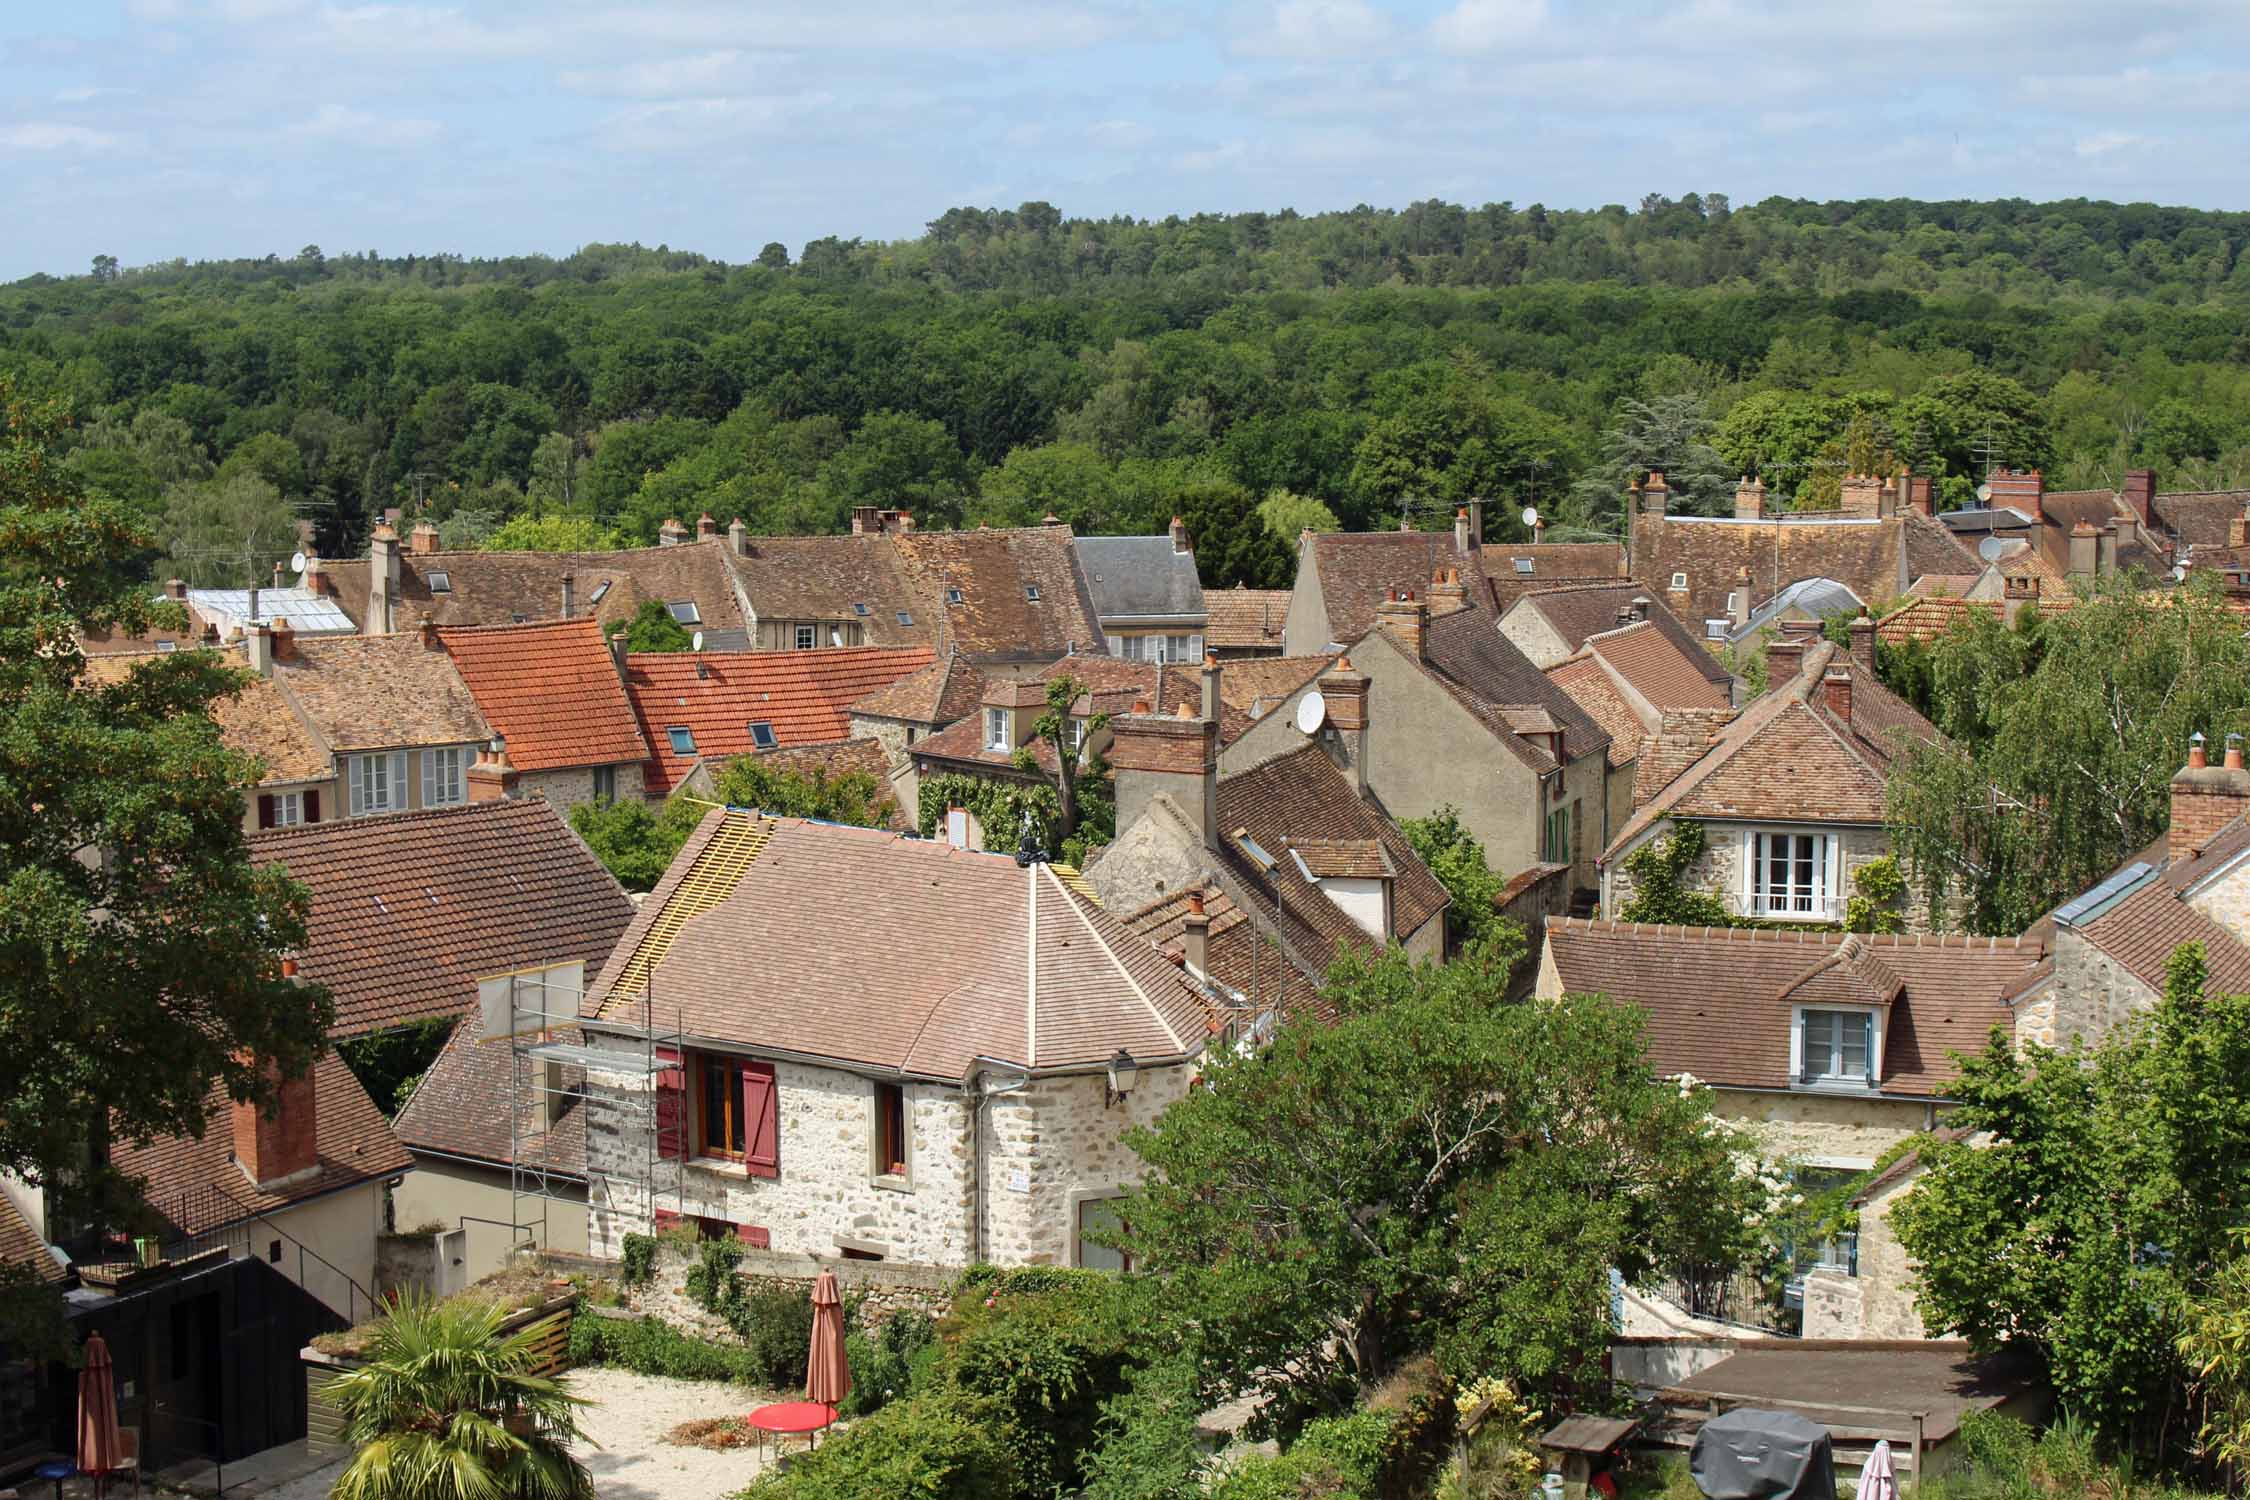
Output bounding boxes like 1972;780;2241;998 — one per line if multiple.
849;653;988;727
437;619;650;773
1876;594;2072;645
0;1191;61;1282
625;646;936;795
2155;489;2250;547
1585;619;1733;711
84;647;333;786
249;799;636;1036
394;1003;584;1177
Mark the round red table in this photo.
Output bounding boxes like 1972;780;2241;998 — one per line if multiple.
747;1401;836;1458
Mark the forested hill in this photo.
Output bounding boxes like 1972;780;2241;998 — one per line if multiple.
7;193;2250;588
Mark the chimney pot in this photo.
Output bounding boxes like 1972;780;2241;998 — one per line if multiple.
697;512;718;539
561;572;575;620
408;520;441;555
2171;732;2250;858
1169;515;1189;553
1181;889;1211;975
610;631;629;685
659;518;687;546
728;516;749;556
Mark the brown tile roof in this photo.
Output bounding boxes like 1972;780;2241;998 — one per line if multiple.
250;799;636;1036
892;526;1105;662
1411;604;1610;770
394;1003;584;1177
1511;587;1731;698
1544;918;2045;1098
849;653;988;727
321;539;749;636
1905;573;1980;599
1305;530;1486;646
1547;654;1645;770
2155;490;2250;547
2027;491;2168;575
1606;640;1937;854
1290;839;1392;878
1218;655;1337;718
118;1051;415;1233
84;648;333;786
0;1191;62;1282
437;619;649;773
909;659;1254;777
626;646;935;795
1875;594;2073;645
273;632;490;753
2070;870;2250;1000
1585;620;1733;711
1203;587;1292;652
1119;884;1325;1022
1631;512;1976;629
1215;743;1450;962
586;815;1215;1078
1633;709;1738;807
1480;542;1627;614
723;532;926;644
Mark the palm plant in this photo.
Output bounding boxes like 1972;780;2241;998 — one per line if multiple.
324;1294;596;1500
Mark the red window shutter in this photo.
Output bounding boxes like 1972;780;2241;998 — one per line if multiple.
735;1223;770;1249
257;794;276;830
303;789;321;823
742;1062;779;1178
652;1209;682;1233
654;1047;686;1161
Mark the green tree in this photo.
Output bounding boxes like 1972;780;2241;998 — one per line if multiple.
1015;675;1107;848
824;411;973;529
1114;943;1758;1429
1349;354;1573;529
623;598;693;652
1398;806;1503;951
0;377;330;1240
1171;477;1291;589
481;514;623;552
1893;944;2250;1460
1566;394;1732;524
325;1294;596;1500
707;755;893;827
1255;488;1339;545
157;470;302;587
1897;370;2054;484
568;799;700;892
973;441;1122;532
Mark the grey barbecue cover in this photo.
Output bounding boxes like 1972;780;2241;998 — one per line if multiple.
1688;1408;1837;1499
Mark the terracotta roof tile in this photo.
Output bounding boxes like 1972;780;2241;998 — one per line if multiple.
1218;655;1337;717
116;1051;415;1233
1480;542;1627;614
2156;490;2250;547
0;1191;62;1282
437;619;649;772
273;632;491;753
1547;655;1645;770
893;526;1105;662
1119;884;1327;1023
1415;604;1609;768
250;799;636;1036
1203;587;1292;651
1544;918;2045;1097
723;533;926;644
625;646;934;795
1631;511;1976;629
394;1003;584;1177
85;648;332;786
1876;594;2072;645
2072;877;2250;998
1586;620;1733;710
1512;586;1730;693
1634;709;1736;807
849;654;988;726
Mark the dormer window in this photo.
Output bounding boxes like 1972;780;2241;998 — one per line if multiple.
947;588;966;606
1795;1008;1878;1089
984;708;1010;752
795;624;815;651
667;601;702;625
1746;831;1837;920
749;721;776;749
427;570;452;593
1512;558;1534;574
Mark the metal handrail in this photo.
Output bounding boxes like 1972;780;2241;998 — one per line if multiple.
158;1185;379;1326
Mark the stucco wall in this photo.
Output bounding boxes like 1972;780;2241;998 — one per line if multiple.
266;1181;389;1321
393;1157;588;1283
1711;1087;1932;1167
1601;818;1916;931
1498;606;1575;670
1281;543;1335;657
517;761;646;815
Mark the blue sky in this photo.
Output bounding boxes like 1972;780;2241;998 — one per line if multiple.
6;0;2250;280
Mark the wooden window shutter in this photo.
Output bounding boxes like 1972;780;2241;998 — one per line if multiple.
734;1223;770;1249
654;1047;687;1161
652;1208;682;1233
303;789;321;823
742;1062;779;1177
257;794;276;829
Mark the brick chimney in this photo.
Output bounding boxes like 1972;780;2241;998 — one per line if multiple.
1170;515;1189;554
1200;652;1222;724
1454;507;1471;555
2122;468;2155;529
369;522;400;636
1848;610;1875;673
231;1057;318;1191
1319;655;1371;792
658;518;688;547
1820;667;1853;724
2171;733;2250;859
302;553;327;596
1731;568;1753;633
1428;567;1469;616
408;520;440;556
2067;521;2100;582
1374;589;1428;662
696;512;718;541
1181;890;1210;976
1108;702;1218;852
1643;471;1670;516
1839;474;1886;519
467;735;516;802
271;617;295;662
1984;469;2045;525
729;516;749;557
1905;473;1934;518
1734;476;1766;521
561;573;575;620
851;506;882;536
1766;636;1806;685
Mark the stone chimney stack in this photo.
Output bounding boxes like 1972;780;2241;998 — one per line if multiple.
1731;568;1753;633
271;618;295;662
658;518;688;547
231;1057;318;1192
1170;515;1190;554
1107;703;1219;853
1374;589;1429;662
2122;468;2156;529
896;510;915;534
1428;567;1469;616
409;520;441;556
1642;471;1671;516
696;512;718;541
1182;890;1210;976
165;577;188;602
729;517;749;556
1454;507;1471;555
2068;521;2100;582
244;621;274;677
609;631;629;684
1318;656;1371;793
2097;523;2118;576
369;522;400;636
1734;476;1766;521
1839;474;1886;519
561;573;575;620
2171;733;2250;860
1200;652;1222;725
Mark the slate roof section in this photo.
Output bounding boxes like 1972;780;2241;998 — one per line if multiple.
250;799;636;1036
1585;620;1733;711
84;648;333;786
848;653;988;727
438;620;650;773
1304;530;1486;647
273;632;491;753
1203;587;1291;653
1074;536;1207;622
625;646;936;795
118;1051;415;1234
892;526;1106;662
321;538;750;636
1543;918;2046;1098
586;816;1216;1079
1630;512;1976;630
1510;585;1731;693
723;533;926;644
1480;542;1627;614
395;1003;584;1178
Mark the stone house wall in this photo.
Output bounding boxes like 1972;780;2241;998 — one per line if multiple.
1496;605;1576;670
2035;928;2161;1049
1800;1166;1929;1340
1710;1086;1934;1169
982;1064;1195;1267
2188;855;2250;941
516;761;646;815
626;1241;956;1337
849;714;916;772
1601;818;1920;931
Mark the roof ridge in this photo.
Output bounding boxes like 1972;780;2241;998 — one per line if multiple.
247;797;538;843
1550;915;2049;953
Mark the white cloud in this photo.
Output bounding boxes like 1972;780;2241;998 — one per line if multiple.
0;123;123;151
1177;139;1249;172
1089;118;1152;150
2075;130;2149;158
1430;0;1545;53
1233;0;1393;59
298;102;441;147
561;49;747;99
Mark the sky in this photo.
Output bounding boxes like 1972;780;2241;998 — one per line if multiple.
6;0;2250;281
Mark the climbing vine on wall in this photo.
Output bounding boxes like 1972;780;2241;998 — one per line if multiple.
916;769;1114;868
1617;821;1736;926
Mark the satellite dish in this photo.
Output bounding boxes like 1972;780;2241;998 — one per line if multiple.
1521;506;1540;529
289;551;307;575
1975;482;1993;504
2172;565;2189;583
690;631;705;652
1295;692;1328;736
1977;537;2011;563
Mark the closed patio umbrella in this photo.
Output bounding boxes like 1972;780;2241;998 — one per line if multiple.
78;1331;122;1486
1856;1438;1899;1500
805;1270;850;1414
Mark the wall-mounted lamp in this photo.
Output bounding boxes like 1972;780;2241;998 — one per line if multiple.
1104;1049;1139;1109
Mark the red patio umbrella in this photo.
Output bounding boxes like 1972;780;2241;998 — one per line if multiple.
78;1331;122;1485
805;1270;850;1415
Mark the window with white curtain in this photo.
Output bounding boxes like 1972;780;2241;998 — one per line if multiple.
1748;830;1834;918
985;708;1010;752
422;747;466;807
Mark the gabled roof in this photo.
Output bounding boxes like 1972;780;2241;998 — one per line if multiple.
1630;510;1976;630
1730;577;1864;643
1303;530;1486;647
321;538;749;636
1546;654;1645;770
908;657;1254;777
892;525;1106;662
722;532;926;643
2052;811;2250;1000
1074;536;1207;622
118;1051;414;1233
1203;587;1291;652
1544;918;2045;1098
584;814;1215;1079
1118;884;1325;1023
395;1003;584;1179
2027;490;2169;576
1510;585;1731;694
625;646;935;795
848;653;988;727
1583;620;1733;711
83;647;332;786
1410;603;1610;771
1480;541;1626;614
437;619;650;773
272;632;490;754
249;799;636;1036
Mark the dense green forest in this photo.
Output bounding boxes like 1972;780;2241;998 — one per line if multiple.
9;193;2250;588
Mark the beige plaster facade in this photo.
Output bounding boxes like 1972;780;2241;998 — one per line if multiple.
392;1158;588;1284
262;1180;391;1321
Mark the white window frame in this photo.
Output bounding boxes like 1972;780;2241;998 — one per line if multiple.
1067;718;1085;753
1791;1005;1881;1089
270;790;305;828
985;708;1010;752
421;747;467;808
1743;829;1839;920
1670;572;1688;590
794;624;815;650
1705;619;1729;639
349;752;407;817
